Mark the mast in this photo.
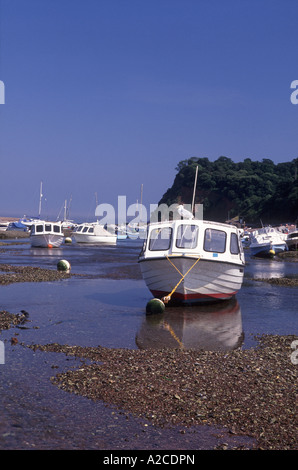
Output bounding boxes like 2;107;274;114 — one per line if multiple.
191;166;198;215
140;183;143;224
38;181;43;218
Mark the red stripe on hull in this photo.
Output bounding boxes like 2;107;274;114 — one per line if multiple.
151;289;237;302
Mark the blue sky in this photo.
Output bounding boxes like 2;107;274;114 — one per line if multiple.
0;0;297;221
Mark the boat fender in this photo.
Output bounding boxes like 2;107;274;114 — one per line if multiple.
57;259;71;272
146;298;165;315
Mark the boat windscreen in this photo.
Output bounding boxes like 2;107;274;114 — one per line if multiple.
149;227;172;251
204;228;226;253
176;224;198;249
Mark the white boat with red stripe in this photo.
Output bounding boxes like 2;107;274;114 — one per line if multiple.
138;218;245;304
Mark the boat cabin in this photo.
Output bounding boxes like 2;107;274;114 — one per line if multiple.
74;224;94;234
140;219;245;265
31;222;63;235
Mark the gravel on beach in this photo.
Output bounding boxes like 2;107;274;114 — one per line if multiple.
0;264;72;285
26;334;297;451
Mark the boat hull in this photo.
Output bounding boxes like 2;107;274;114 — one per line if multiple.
139;256;244;304
73;233;117;244
250;243;287;258
30;234;64;248
286;232;298;251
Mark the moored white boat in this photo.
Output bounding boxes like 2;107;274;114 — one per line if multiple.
249;226;288;258
286;230;298;251
138;219;245;304
0;221;10;231
73;222;117;244
30;221;64;248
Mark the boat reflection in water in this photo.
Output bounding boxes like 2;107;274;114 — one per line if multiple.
136;298;243;352
30;248;65;257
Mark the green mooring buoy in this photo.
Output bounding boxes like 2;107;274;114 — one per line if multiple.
146;298;165;315
57;259;71;272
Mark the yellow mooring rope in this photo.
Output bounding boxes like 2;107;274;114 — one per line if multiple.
162;255;201;304
163;321;184;348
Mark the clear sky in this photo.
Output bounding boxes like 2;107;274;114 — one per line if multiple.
0;0;297;221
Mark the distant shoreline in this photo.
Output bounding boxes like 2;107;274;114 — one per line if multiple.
0;216;18;222
0;231;30;239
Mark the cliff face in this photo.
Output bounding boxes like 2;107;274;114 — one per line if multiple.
158;157;298;225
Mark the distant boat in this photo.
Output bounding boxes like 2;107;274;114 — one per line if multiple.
115;224;127;240
7;219;31;231
249;226;288;258
30;221;64;248
0;221;10;231
127;183;147;240
286;229;298;251
72;222;117;244
138;219;245;304
57;198;75;230
126;223;147;240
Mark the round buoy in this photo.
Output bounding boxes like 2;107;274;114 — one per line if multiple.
146;298;165;315
269;249;275;257
48;243;53;249
65;237;72;244
57;259;71;272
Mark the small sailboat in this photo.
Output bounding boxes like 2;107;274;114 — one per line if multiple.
29;182;64;248
125;184;147;240
57;197;75;230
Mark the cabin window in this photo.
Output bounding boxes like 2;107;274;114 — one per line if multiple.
45;224;52;232
149;227;172;251
176;224;198;249
76;226;82;232
88;227;94;233
204;228;226;253
83;227;88;232
230;232;240;254
36;225;43;233
53;225;61;233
